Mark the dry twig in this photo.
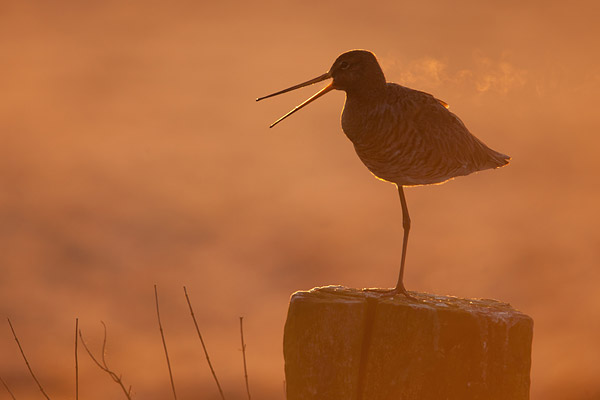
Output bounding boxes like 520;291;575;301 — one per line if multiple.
183;286;226;400
239;317;251;400
0;376;17;400
154;285;178;400
74;318;79;400
7;318;51;400
78;322;132;399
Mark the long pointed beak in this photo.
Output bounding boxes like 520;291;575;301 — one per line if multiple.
256;72;334;128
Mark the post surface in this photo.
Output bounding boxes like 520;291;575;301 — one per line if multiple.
284;286;533;400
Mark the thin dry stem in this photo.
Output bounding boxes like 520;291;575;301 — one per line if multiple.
7;318;51;400
239;317;251;400
183;286;226;400
154;285;178;400
78;323;132;400
75;318;79;400
0;376;17;400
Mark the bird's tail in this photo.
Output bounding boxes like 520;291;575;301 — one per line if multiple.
488;150;511;168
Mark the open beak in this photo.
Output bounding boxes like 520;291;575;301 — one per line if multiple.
256;72;333;128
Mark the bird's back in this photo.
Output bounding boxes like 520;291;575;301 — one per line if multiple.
341;83;510;186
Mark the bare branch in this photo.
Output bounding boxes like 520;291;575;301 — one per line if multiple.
7;318;51;400
239;317;251;400
75;318;79;400
101;321;108;368
154;285;178;400
78;324;132;399
183;286;226;400
0;376;17;400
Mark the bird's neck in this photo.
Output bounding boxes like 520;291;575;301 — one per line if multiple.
345;71;387;101
344;81;388;115
346;86;385;103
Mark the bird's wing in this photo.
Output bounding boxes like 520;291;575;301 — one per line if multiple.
385;85;504;180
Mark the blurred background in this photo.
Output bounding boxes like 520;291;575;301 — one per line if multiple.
1;0;599;399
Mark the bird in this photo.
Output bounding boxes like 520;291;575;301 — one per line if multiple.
256;50;509;297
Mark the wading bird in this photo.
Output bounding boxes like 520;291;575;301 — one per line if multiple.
257;50;509;297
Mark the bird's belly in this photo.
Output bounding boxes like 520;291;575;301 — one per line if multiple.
353;146;403;183
353;141;462;187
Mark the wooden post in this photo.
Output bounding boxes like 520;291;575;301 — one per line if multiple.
284;286;533;400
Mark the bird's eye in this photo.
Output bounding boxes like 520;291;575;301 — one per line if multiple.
340;61;349;70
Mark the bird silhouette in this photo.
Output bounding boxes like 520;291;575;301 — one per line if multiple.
257;50;509;297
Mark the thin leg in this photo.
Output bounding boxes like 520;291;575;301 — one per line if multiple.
365;184;415;299
394;185;411;296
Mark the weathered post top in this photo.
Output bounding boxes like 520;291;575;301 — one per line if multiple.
284;286;533;400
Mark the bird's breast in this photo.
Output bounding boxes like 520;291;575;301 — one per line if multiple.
341;97;395;143
341;97;414;183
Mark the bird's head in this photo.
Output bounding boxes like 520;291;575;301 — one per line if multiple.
256;49;386;127
329;50;386;93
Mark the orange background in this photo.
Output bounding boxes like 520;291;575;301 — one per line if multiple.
1;1;599;399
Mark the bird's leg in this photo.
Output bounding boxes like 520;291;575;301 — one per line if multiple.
394;184;411;296
375;185;414;298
